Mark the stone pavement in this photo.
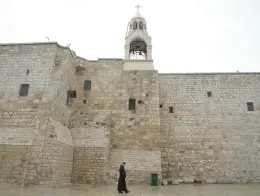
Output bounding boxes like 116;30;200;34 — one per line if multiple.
0;184;260;196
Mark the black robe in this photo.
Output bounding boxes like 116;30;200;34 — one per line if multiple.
117;164;128;192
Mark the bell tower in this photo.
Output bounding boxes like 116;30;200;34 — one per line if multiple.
123;5;154;70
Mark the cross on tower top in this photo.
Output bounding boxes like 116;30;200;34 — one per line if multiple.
135;4;141;13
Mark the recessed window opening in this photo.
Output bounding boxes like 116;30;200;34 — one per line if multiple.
84;80;91;90
66;90;76;106
247;102;254;111
169;106;174;113
207;91;212;97
19;84;29;96
129;99;136;111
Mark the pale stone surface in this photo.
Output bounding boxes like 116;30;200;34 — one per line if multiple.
123;60;154;70
159;73;260;182
108;149;161;184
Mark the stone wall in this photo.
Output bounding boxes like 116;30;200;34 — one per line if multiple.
70;60;163;184
110;70;161;150
71;60;163;184
0;109;38;127
39;140;73;186
69;110;110;184
0;115;74;186
2;42;260;186
0;43;56;102
37;116;73;186
72;147;109;184
0;144;32;184
109;149;161;184
159;73;260;183
0;43;76;186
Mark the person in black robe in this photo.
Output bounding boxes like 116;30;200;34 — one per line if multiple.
117;162;130;193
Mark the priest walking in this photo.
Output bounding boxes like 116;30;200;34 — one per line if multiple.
117;162;130;194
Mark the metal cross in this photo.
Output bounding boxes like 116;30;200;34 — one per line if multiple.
135;4;141;13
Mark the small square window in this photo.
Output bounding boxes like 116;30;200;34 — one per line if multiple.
159;104;163;108
169;106;174;113
138;100;143;104
247;102;254;111
84;80;91;90
129;99;136;111
19;84;29;96
83;100;86;104
207;91;212;97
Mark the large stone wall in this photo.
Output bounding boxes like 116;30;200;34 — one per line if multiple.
0;43;56;102
111;70;161;150
72;61;162;183
1;42;260;186
109;149;161;184
0;43;76;186
159;73;260;183
69;110;110;184
72;147;109;184
0;115;74;186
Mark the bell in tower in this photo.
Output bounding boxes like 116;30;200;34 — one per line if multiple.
123;5;154;70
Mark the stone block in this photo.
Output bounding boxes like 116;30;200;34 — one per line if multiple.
206;179;217;184
218;179;235;184
162;180;168;186
183;179;194;184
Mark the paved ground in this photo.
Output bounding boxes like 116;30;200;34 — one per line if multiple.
0;184;260;196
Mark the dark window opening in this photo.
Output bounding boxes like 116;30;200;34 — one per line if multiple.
71;91;76;98
139;21;143;29
207;91;212;97
133;21;137;30
247;102;254;111
129;99;136;111
159;104;163;108
84;80;91;90
138;100;143;104
66;90;76;106
83;100;86;104
129;38;147;60
19;84;29;96
26;69;30;75
169;106;174;113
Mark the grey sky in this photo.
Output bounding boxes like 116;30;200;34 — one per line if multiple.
0;0;259;73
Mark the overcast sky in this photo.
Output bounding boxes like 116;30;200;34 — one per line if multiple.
0;0;259;73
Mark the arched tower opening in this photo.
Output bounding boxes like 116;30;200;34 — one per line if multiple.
123;5;154;70
129;38;147;60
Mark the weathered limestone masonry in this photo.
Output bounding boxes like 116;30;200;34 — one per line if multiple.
159;73;260;183
71;60;161;184
0;43;76;186
2;7;260;187
108;70;162;184
70;59;122;184
1;41;260;187
1;41;260;186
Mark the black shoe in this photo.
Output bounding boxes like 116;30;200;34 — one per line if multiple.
125;190;130;193
118;191;123;194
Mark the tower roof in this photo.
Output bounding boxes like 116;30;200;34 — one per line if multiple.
132;11;145;20
131;5;146;21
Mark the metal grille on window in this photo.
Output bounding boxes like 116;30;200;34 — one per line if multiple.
84;80;91;90
129;99;136;110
